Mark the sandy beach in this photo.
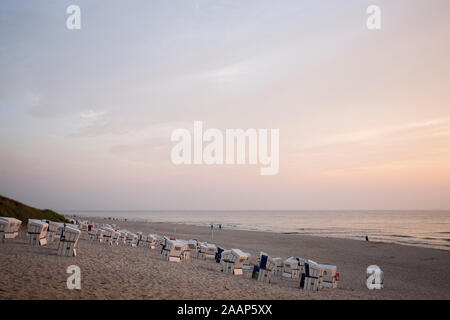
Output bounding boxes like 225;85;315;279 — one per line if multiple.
1;219;449;300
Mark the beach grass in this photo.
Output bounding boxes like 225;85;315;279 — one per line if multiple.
0;194;67;224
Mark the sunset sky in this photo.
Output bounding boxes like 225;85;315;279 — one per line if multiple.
1;0;449;210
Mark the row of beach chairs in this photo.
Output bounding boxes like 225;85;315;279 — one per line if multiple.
0;217;81;257
84;221;339;291
2;217;340;292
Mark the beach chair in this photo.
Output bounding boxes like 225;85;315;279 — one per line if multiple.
27;219;48;246
57;226;81;256
187;239;200;258
198;243;217;261
161;239;189;262
220;249;250;276
100;226;116;245
0;217;22;242
271;257;284;276
78;220;89;231
253;252;276;283
0;219;6;243
147;234;159;249
300;260;325;291
118;230;128;245
111;230;120;245
317;263;339;288
43;221;64;243
136;233;148;247
125;232;138;247
88;227;98;241
282;256;304;279
65;223;79;230
96;229;106;243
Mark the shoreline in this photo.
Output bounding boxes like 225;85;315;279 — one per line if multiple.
68;214;450;252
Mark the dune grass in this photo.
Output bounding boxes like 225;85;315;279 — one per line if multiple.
0;194;67;224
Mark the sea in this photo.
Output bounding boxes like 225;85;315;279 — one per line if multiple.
65;210;450;251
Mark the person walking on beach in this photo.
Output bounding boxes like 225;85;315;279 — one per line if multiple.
366;235;369;241
210;224;213;230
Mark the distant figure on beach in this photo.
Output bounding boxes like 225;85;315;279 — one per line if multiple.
219;224;222;229
366;235;369;241
210;224;213;230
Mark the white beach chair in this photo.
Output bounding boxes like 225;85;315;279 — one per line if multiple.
316;263;338;289
187;239;199;258
301;260;325;291
110;230;120;245
88;227;98;241
161;239;189;262
198;243;217;260
0;217;22;242
43;221;65;243
282;256;302;279
78;220;89;231
27;219;48;246
57;226;81;257
0;219;6;243
65;223;79;230
136;233;148;247
125;232;138;247
100;226;116;245
96;229;106;243
118;229;128;245
147;234;159;249
271;257;284;276
220;249;250;275
253;252;276;283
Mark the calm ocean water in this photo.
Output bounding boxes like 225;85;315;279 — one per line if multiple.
66;210;450;251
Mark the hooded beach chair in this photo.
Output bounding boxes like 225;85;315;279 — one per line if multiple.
43;221;65;243
118;230;128;245
57;226;81;256
161;239;188;262
254;252;276;283
300;260;325;291
96;228;106;243
27;219;48;246
100;226;116;245
198;243;217;260
136;233;148;247
220;249;250;275
125;232;138;247
88;227;98;241
147;234;159;249
271;257;284;276
0;219;6;242
0;217;22;242
282;256;304;279
111;230;120;245
317;263;339;288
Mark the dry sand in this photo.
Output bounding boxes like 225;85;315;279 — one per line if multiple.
1;219;449;299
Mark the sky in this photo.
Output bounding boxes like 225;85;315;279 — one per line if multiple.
0;0;450;211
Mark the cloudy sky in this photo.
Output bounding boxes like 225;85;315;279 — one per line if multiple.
1;0;450;210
